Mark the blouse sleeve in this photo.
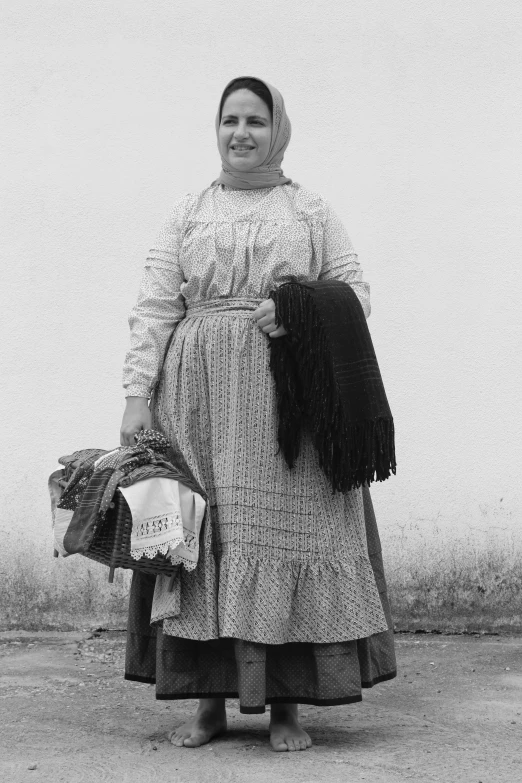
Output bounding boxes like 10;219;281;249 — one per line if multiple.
318;201;371;319
122;197;189;398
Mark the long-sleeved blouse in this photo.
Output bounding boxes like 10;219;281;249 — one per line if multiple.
123;182;370;398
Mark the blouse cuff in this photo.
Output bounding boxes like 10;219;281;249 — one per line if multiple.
124;386;152;400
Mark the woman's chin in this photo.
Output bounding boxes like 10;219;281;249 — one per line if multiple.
227;157;259;173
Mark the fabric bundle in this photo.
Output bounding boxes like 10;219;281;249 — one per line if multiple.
268;278;396;493
49;430;206;571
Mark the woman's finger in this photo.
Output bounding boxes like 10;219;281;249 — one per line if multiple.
256;314;274;329
121;428;138;446
252;302;273;321
268;325;287;338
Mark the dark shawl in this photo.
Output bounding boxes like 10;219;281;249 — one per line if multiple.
268;278;396;493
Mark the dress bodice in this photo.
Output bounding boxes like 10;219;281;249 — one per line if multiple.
123;182;370;398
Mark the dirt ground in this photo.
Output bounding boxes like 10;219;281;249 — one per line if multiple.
0;630;521;783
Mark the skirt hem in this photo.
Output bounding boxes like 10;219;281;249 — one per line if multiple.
362;670;397;688
124;670;397;714
152;691;365;713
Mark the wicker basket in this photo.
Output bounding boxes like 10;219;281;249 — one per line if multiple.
82;492;179;583
52;433;206;590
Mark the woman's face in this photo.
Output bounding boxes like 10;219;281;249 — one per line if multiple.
218;89;272;171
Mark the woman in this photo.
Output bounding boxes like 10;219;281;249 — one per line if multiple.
120;76;396;752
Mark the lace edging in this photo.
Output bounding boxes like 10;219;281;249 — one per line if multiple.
130;538;185;561
129;509;200;571
167;553;198;571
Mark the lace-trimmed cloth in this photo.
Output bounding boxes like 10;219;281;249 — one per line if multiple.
119;476;205;569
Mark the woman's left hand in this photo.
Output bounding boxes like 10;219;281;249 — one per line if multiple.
253;299;287;338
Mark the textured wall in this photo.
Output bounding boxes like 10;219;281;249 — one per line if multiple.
1;1;521;550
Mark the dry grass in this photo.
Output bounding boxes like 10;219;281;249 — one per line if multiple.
383;525;522;634
0;533;130;631
1;527;521;633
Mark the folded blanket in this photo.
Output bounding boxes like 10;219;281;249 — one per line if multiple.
268;278;396;493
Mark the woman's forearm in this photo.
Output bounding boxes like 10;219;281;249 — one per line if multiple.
123;263;186;398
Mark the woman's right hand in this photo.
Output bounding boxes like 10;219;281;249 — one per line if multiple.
120;397;152;446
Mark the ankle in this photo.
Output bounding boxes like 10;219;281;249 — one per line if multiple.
270;703;298;721
197;698;226;716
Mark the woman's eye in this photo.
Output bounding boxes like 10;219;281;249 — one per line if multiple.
222;119;265;126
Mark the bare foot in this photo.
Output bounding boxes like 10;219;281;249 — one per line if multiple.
269;703;312;752
168;698;227;748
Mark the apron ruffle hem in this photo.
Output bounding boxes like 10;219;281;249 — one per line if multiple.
124;486;396;713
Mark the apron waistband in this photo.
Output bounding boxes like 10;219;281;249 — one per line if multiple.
185;297;263;319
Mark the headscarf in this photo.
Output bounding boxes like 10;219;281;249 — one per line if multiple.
213;76;292;190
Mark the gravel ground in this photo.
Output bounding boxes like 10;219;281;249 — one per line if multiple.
0;630;521;783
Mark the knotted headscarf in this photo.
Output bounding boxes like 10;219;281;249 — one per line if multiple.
213;76;292;190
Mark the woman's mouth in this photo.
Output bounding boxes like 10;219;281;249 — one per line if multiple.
230;145;255;153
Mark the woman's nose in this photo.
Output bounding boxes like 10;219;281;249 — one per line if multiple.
234;122;249;139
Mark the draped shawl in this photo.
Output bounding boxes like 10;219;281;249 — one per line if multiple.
268;278;396;493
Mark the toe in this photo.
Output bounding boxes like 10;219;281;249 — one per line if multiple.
306;735;313;748
287;739;297;752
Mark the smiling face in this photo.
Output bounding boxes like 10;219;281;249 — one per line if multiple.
218;89;272;171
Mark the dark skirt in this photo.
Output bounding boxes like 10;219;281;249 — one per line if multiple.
124;486;397;714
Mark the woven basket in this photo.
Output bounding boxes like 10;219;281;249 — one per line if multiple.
83;492;178;582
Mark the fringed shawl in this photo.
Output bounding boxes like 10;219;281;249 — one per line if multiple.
268;278;396;493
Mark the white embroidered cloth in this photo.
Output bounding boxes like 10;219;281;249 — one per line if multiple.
118;477;206;570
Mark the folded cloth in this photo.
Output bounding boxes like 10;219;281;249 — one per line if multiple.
56;449;108;511
118;476;206;570
268;278;396;493
63;466;123;555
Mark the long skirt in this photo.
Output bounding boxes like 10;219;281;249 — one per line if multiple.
124;299;396;712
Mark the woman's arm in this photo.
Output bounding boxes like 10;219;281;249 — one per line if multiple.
121;197;189;442
122;262;186;397
318;202;371;319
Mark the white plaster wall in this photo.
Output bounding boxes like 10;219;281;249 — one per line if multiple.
1;0;521;550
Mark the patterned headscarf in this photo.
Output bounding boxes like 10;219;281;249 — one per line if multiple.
213;76;292;190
